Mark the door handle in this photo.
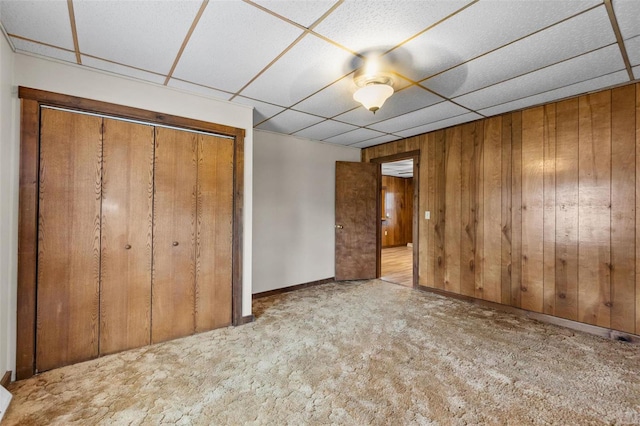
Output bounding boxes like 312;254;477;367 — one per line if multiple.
124;244;131;250
172;241;179;246
335;225;343;229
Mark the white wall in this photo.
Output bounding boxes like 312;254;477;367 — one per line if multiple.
3;52;254;379
0;34;17;380
252;130;360;294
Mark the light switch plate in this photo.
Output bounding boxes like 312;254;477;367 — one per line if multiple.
425;211;430;220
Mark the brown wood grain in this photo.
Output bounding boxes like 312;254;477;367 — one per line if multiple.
195;134;234;332
232;132;245;325
483;117;502;303
444;126;462;294
501;114;513;305
335;161;378;280
460;123;476;297
511;112;523;308
16;99;39;380
543;104;557;315
99;118;154;355
521;107;545;313
36;108;102;372
472;122;485;300
578;91;612;328
434;131;446;289
421;133;436;288
381;175;413;248
152;126;198;343
610;85;636;333
555;99;580;321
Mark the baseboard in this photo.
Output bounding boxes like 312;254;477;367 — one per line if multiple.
238;315;254;325
0;371;10;388
382;243;410;249
253;277;335;299
416;284;640;344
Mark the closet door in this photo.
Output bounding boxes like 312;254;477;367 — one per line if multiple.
152;127;197;343
100;118;154;354
36;108;102;372
195;134;234;331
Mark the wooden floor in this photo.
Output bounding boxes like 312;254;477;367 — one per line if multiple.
381;245;413;287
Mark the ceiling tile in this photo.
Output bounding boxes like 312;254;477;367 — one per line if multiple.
313;0;470;54
81;56;166;85
293;120;358;141
334;85;444;127
350;134;401;148
454;44;626;111
250;0;335;27
11;37;77;63
613;0;640;40
241;34;360;106
256;109;324;134
323;128;386;145
173;1;303;93
477;70;630;118
74;1;201;75
624;35;640;66
423;6;615;98
394;112;482;138
401;0;601;81
0;0;74;49
232;96;287;126
369;101;469;134
167;79;232;101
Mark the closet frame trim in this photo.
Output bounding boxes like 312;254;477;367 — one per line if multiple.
16;87;246;380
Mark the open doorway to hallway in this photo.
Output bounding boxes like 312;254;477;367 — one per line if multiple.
380;159;414;287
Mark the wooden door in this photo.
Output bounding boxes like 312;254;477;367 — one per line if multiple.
152;127;197;343
195;134;234;332
335;161;379;280
100;118;154;354
36;108;102;372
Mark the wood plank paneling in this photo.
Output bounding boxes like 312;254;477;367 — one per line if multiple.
381;175;413;248
511;112;523;308
543;104;557;315
484;117;502;303
195;134;234;332
36;108;102;372
473;122;485;300
610;85;636;333
434;131;446;289
521;107;545;313
501;115;513;305
16;100;39;380
444;126;462;294
555;99;580;321
152;126;198;343
460;123;476;297
578;91;612;327
100;118;154;355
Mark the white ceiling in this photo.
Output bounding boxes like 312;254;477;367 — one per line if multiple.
382;159;413;178
1;0;638;149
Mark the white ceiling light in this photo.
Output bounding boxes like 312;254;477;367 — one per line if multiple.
353;56;394;113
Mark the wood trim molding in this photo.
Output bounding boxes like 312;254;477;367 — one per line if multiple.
369;150;421;164
0;371;11;388
416;284;640;344
253;278;335;299
18;87;245;139
238;315;255;325
16;89;246;379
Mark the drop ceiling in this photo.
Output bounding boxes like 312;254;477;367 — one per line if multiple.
382;159;413;178
1;0;638;149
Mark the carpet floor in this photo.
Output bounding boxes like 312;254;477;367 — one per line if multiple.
5;280;640;425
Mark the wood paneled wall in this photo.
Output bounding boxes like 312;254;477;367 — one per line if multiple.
382;175;413;247
363;82;640;334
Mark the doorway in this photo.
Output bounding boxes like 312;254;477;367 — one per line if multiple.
380;159;415;287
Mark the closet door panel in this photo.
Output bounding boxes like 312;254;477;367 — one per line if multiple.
195;135;233;332
152;127;197;343
100;118;154;354
36;108;102;372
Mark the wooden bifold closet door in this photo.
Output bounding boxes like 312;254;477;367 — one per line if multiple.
36;107;233;373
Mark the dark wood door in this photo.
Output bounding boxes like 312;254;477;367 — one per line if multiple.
152;126;198;343
195;134;233;332
36;108;102;372
100;118;154;355
335;161;379;280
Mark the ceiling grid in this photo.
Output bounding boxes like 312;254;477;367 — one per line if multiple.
1;0;637;147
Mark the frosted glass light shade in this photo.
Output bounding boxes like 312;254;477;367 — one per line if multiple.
353;84;394;113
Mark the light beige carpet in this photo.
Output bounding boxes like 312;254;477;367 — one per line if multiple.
5;280;640;425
